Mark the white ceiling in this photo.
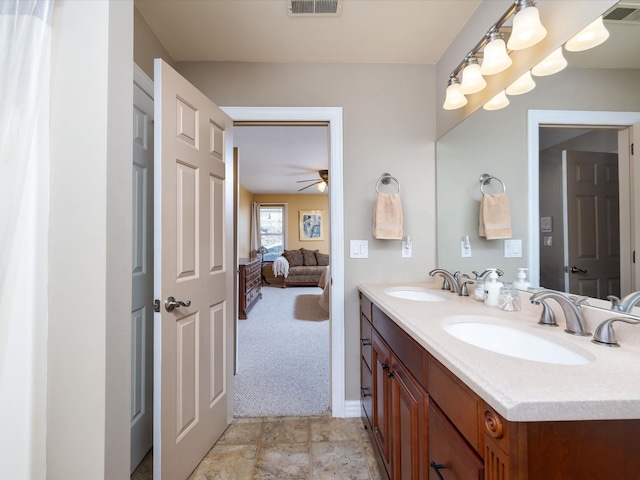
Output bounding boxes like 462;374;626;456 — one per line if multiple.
135;0;640;194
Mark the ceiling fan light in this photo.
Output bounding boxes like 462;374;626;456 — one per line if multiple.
531;47;567;76
505;70;536;95
480;33;512;76
483;90;510;111
507;2;547;50
565;16;609;52
460;58;487;95
443;77;467;110
317;181;327;192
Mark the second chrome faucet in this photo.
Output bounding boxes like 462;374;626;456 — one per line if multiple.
530;290;591;336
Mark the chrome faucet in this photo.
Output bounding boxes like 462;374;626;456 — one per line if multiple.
429;268;459;294
592;316;640;347
607;291;640;313
530;290;591;336
472;269;504;280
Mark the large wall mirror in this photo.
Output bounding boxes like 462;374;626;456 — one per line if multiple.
436;1;640;312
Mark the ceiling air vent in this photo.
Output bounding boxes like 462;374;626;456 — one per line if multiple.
288;0;342;16
604;1;640;23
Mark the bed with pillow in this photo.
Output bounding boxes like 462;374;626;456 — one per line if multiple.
272;248;329;288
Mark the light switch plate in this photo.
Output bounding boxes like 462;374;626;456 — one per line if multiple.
350;240;368;258
504;239;522;258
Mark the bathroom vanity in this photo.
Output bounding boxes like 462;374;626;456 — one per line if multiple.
358;283;640;480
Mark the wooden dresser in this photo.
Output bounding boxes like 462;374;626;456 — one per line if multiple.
238;258;262;319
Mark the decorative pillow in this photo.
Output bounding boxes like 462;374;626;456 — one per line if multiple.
315;252;330;266
283;249;303;267
301;248;319;266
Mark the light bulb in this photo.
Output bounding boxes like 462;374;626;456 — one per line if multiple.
317;181;327;192
508;3;547;50
531;48;567;76
460;58;487;95
565;16;609;52
443;77;468;110
506;70;536;95
481;33;512;76
483;90;510;111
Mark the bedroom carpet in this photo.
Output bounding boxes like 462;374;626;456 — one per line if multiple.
234;284;330;417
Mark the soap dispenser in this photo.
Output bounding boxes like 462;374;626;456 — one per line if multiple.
513;268;531;291
484;268;503;307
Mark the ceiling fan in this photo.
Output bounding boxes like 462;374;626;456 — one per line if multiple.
297;169;329;192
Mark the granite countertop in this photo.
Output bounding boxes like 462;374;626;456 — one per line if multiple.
358;282;640;422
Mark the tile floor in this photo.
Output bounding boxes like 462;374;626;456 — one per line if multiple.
131;416;383;480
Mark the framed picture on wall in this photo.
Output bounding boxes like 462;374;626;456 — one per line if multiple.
299;210;324;241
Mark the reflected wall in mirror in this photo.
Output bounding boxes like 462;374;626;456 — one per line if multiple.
436;3;640;312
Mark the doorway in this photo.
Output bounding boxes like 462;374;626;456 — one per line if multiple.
222;106;347;417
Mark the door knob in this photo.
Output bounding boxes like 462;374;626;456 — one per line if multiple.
165;296;192;312
570;266;588;274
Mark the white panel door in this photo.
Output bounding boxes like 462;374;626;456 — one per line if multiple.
131;82;155;473
153;59;232;480
564;150;620;299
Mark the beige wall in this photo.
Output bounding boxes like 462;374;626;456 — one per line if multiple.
252;194;330;254
175;61;437;400
133;6;175;79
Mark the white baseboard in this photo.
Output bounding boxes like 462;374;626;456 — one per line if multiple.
342;400;362;418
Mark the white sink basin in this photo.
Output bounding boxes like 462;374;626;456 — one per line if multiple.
443;320;592;365
385;287;446;302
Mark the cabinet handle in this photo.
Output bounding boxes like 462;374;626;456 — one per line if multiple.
429;461;446;480
360;338;372;346
382;363;389;371
360;387;371;398
387;370;395;378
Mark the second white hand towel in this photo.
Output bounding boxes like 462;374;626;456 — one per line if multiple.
480;192;512;240
373;192;403;240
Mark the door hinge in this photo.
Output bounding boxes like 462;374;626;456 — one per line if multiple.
634;251;636;264
632;143;634;155
153;299;161;312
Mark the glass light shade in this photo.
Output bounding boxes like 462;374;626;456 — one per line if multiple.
483;90;510;111
443;80;468;110
480;36;512;75
507;5;547;50
531;48;567;76
565;16;609;52
505;70;536;95
460;62;487;94
317;181;327;192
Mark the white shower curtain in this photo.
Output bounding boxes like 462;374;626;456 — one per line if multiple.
0;0;53;477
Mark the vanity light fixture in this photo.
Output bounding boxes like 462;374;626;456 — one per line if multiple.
565;16;609;52
443;76;468;110
442;0;550;111
531;47;567;76
507;0;547;50
483;90;510;111
460;56;487;94
480;31;512;75
505;70;536;95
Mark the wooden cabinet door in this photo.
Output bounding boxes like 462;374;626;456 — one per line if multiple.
390;357;428;480
372;330;392;474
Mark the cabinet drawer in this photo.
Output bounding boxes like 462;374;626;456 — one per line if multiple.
361;357;373;425
373;304;426;390
428;401;484;480
360;314;372;370
359;292;372;323
427;354;481;453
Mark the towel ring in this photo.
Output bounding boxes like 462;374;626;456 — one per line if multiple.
479;173;506;195
376;173;401;194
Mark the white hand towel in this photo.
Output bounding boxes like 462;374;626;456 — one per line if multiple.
373;193;403;240
479;193;512;240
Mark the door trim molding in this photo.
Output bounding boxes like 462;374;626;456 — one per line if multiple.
528;109;640;290
222;106;346;417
